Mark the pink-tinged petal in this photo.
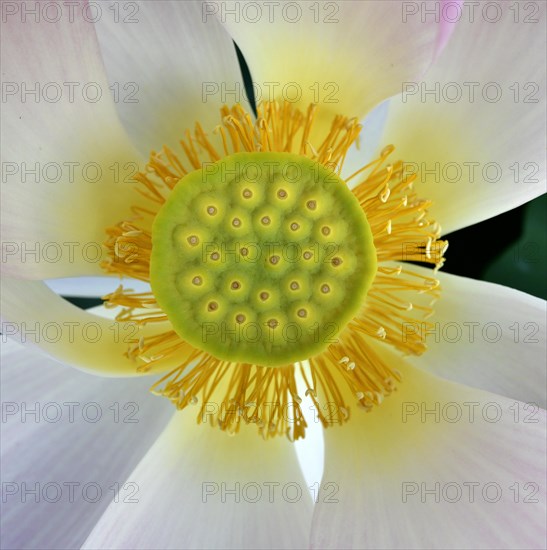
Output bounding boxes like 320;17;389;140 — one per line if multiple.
311;355;546;549
1;0;144;279
82;411;313;549
94;0;244;156
407;266;547;409
219;1;456;124
0;339;173;550
1;278;178;376
382;3;546;234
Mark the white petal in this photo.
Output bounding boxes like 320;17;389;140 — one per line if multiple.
382;5;546;234
94;0;244;155
45;276;150;297
0;339;173;550
1;277;177;376
1;5;144;279
220;1;454;123
311;359;546;549
83;411;313;549
407;267;547;408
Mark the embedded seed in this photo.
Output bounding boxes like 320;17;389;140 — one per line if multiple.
321;226;331;236
232;218;241;227
277;189;287;199
270;255;280;265
290;222;299;231
261;216;271;225
297;309;307;318
259;291;269;301
321;284;330;294
207;206;217;215
307;200;317;210
332;257;342;266
303;251;312;260
290;281;299;290
268;319;279;328
231;281;241;290
192;276;202;286
236;314;246;324
241;247;248;257
210;252;220;261
242;189;253;198
187;235;199;246
208;301;218;311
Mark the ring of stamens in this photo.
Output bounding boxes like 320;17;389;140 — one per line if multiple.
102;101;447;440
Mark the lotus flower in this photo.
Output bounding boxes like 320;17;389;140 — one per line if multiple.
1;1;545;549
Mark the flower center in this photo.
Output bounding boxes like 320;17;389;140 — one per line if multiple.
150;151;376;367
102;101;448;440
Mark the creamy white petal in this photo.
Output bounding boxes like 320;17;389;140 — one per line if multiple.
1;277;178;376
382;4;546;234
45;276;150;297
407;267;547;409
83;411;313;549
1;2;145;279
0;339;173;550
94;0;244;156
311;358;546;549
220;0;455;125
